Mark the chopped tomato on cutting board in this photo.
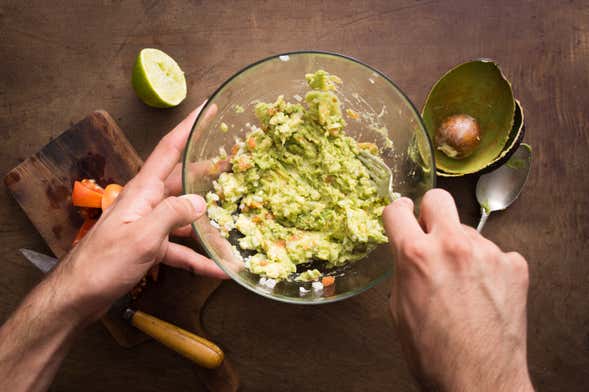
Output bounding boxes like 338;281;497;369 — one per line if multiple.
72;218;97;246
72;180;104;208
71;179;123;244
101;183;124;210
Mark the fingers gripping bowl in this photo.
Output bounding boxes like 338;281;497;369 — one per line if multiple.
183;52;435;303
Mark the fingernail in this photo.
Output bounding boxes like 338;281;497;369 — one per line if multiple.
181;194;206;215
395;197;414;209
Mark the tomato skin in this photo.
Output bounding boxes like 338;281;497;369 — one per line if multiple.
72;218;97;246
322;276;335;287
78;207;101;220
80;179;104;193
149;264;160;282
72;180;103;208
71;180;122;243
101;184;123;211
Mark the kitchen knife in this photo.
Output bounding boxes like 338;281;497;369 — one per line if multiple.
19;248;224;369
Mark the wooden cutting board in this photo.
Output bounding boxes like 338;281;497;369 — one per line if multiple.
4;111;238;391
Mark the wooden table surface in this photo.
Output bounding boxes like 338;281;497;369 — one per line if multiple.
1;1;588;391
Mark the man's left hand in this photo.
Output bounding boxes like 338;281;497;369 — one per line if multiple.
59;103;227;322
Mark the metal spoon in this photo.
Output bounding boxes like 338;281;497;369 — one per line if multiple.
475;144;532;232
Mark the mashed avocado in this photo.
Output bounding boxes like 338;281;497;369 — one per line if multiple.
206;70;390;280
295;269;323;282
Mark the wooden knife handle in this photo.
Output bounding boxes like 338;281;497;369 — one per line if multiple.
125;309;224;369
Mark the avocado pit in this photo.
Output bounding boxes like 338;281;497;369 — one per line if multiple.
435;114;481;159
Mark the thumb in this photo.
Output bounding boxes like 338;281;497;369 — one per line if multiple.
141;194;206;238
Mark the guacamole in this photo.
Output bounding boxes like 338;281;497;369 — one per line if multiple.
206;70;390;280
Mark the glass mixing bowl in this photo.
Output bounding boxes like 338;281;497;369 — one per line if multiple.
183;51;435;304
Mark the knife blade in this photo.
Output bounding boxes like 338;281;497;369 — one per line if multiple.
19;248;224;368
19;248;57;274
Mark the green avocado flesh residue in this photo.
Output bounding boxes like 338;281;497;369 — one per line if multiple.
295;269;322;282
481;200;491;214
206;70;390;281
505;156;526;170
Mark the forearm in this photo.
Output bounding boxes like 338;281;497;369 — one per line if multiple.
0;264;89;391
417;348;534;392
442;366;534;392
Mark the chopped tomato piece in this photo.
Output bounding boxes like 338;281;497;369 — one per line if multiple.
358;142;379;155
72;180;103;208
148;264;160;282
101;183;123;210
80;179;104;193
321;276;335;287
72;218;97;246
208;161;222;176
78;207;101;220
237;157;252;171
248;200;262;209
252;215;262;224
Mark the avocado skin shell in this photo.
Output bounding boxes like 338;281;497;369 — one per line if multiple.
423;59;516;175
477;123;525;174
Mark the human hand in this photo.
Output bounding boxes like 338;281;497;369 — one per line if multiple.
383;189;533;391
57;103;228;323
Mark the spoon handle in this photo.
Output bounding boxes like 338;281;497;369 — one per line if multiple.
477;208;490;232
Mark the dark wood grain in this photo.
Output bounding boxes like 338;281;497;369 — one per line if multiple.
1;0;588;391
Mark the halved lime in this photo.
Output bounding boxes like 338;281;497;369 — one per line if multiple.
132;48;187;108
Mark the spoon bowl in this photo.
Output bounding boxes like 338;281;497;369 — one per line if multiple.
475;144;532;231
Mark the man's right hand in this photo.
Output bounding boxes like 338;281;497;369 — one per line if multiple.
383;189;533;391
